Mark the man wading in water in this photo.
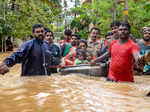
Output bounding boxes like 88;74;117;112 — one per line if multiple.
0;24;56;76
91;22;150;82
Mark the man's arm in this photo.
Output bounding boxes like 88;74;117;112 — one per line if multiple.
133;51;150;65
3;42;29;67
133;51;150;71
133;52;145;71
91;51;111;65
0;41;30;75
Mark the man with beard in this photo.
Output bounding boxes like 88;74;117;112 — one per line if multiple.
137;27;150;75
0;24;55;76
91;22;149;82
61;34;80;66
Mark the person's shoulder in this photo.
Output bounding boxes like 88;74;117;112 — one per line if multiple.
53;42;59;46
75;58;79;61
128;40;139;49
43;41;51;49
111;39;118;45
65;43;72;48
136;39;143;45
129;39;139;45
43;40;49;45
53;43;59;48
22;38;35;46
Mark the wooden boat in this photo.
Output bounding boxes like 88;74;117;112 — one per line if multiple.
59;64;108;77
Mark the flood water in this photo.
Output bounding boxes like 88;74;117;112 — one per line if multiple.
0;51;150;112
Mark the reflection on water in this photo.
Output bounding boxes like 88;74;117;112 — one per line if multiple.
0;52;150;112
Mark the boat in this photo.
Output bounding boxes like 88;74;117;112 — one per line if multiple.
59;51;150;77
59;64;108;77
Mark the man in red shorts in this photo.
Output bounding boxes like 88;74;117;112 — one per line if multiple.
91;22;147;82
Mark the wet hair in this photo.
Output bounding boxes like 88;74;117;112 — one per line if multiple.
120;22;131;32
110;20;121;28
90;27;100;33
105;32;113;37
79;39;88;48
32;24;43;33
64;29;72;36
76;49;87;60
71;34;80;40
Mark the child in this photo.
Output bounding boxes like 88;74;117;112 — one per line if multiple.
86;50;95;63
74;49;88;65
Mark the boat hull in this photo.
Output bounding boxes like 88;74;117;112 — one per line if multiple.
59;64;108;77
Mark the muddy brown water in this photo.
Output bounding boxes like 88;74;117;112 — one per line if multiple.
0;51;150;112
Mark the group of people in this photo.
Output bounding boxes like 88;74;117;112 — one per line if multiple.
0;22;150;85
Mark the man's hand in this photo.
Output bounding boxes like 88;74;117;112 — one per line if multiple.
0;63;9;75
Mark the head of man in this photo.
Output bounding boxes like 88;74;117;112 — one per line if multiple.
118;22;130;40
44;28;54;44
32;24;44;41
110;20;121;39
90;27;100;42
143;27;150;42
64;29;72;42
71;34;80;46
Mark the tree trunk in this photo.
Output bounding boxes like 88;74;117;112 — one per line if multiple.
2;38;4;52
2;0;5;20
124;0;128;22
113;0;117;21
4;37;6;52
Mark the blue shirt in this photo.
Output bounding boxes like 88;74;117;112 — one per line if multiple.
4;38;55;76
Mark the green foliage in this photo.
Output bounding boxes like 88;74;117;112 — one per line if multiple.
1;0;150;40
128;0;150;38
0;0;62;39
0;17;13;38
70;14;91;39
70;0;150;39
54;26;65;32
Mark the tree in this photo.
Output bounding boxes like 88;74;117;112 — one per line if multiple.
70;0;150;39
